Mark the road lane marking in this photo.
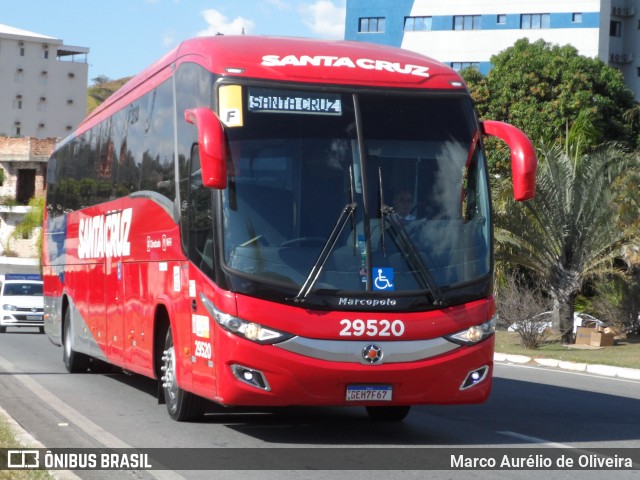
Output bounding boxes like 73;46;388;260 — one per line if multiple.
497;431;574;449
0;352;185;480
496;363;640;385
498;430;640;469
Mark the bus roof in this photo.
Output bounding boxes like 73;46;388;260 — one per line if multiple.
78;36;466;139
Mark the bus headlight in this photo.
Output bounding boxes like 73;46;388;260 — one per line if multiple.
215;312;293;344
445;316;496;346
199;292;293;345
3;304;18;311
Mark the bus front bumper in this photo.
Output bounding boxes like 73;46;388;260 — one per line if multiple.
212;333;494;407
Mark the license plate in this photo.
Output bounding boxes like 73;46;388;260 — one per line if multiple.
346;385;392;402
26;315;41;321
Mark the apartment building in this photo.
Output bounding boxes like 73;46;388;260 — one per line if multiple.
345;0;640;100
0;24;89;138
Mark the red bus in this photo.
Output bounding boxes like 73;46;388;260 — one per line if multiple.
43;36;536;422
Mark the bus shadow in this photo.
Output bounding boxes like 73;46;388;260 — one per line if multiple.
203;377;640;446
107;372;640;446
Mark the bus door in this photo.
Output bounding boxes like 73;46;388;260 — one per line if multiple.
184;145;217;393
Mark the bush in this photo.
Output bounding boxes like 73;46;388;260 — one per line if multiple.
496;272;553;349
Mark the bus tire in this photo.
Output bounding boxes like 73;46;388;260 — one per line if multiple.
63;308;90;373
161;327;205;421
365;405;411;422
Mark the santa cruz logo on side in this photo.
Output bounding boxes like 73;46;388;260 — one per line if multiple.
261;55;430;78
78;208;133;260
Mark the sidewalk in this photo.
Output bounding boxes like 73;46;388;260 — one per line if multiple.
494;352;640;380
0;404;79;480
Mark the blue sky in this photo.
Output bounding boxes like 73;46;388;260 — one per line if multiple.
2;0;346;83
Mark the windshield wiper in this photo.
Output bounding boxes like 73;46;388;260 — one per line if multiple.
291;202;357;303
376;166;444;305
381;205;445;306
378;167;387;254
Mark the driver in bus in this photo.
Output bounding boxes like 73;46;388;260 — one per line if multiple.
392;189;416;223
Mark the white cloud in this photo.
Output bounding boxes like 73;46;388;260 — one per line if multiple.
197;8;255;36
300;0;346;39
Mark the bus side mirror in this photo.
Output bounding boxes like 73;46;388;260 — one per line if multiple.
184;107;227;189
481;120;537;201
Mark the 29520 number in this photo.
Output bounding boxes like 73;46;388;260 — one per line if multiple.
339;319;405;337
194;340;212;359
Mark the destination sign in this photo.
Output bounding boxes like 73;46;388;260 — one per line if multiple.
248;88;342;115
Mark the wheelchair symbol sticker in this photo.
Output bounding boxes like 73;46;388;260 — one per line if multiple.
373;268;395;291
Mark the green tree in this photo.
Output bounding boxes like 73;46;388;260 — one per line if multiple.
495;114;640;343
463;39;637;173
8;196;44;269
91;75;111;85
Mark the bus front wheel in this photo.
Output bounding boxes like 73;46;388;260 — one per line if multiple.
161;327;205;421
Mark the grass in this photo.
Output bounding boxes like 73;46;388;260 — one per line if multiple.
0;415;51;479
495;330;640;369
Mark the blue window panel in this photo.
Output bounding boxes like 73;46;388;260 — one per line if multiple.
345;0;414;47
404;16;414;31
469;12;600;31
432;16;453;31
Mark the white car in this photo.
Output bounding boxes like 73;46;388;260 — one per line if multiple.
508;311;605;334
0;274;44;333
507;311;553;333
572;312;606;333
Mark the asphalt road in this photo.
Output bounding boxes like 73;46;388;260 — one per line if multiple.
0;327;638;480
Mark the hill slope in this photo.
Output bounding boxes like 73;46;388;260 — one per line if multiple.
86;77;132;115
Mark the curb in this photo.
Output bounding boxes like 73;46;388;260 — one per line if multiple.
494;352;640;381
0;405;81;480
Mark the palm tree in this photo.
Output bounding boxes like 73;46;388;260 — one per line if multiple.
494;113;640;343
623;102;640;128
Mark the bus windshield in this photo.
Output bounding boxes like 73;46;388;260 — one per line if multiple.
219;86;491;306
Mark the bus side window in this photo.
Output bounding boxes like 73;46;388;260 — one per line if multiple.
187;145;214;277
